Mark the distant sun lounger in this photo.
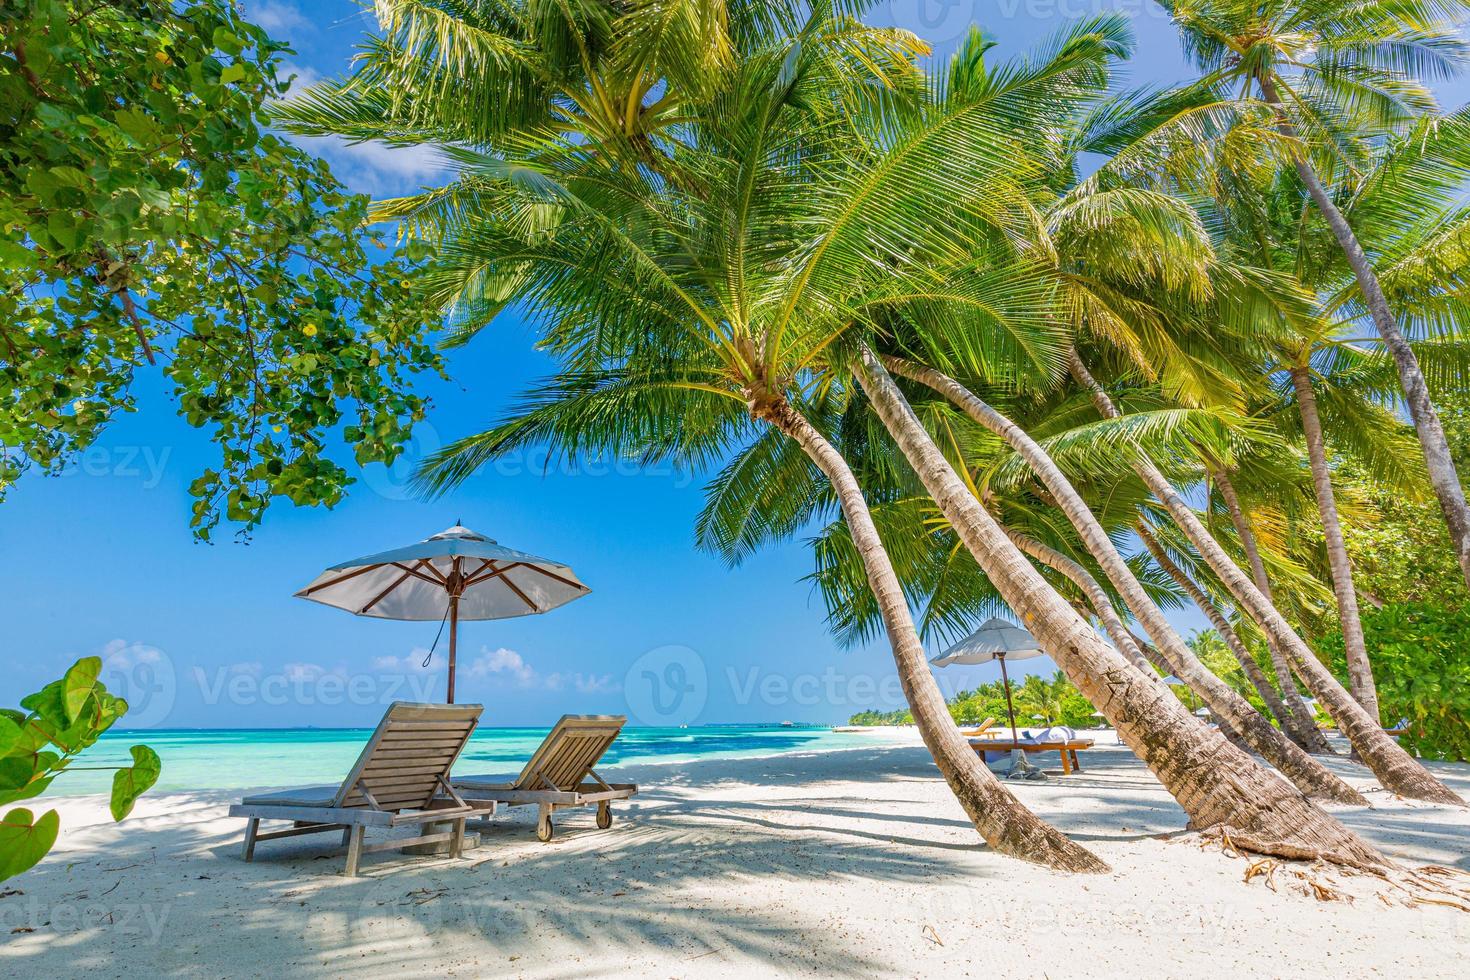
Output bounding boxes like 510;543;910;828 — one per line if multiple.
229;702;482;876
960;717;998;738
970;735;1095;775
452;714;639;842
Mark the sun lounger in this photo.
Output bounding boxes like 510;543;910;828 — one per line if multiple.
452;714;638;842
960;717;998;738
969;736;1095;774
228;702;482;876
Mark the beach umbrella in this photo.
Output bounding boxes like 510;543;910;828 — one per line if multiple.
930;616;1046;740
295;523;591;702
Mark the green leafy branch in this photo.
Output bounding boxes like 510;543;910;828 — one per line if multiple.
0;657;160;881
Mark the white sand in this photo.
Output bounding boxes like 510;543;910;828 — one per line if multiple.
4;730;1468;978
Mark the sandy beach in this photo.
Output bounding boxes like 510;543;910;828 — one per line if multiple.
4;728;1468;978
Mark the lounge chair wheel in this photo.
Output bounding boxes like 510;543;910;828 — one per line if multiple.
596;802;612;829
537;812;554;842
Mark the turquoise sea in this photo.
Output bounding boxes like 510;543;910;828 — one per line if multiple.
55;725;871;797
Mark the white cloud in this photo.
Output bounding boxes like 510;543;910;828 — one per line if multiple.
100;639;163;669
464;647;621;694
277;62;322;102
468;647;538;686
270;59;447;197
282;661;335;682
248;1;312;37
371;648;440;674
301;135;448;196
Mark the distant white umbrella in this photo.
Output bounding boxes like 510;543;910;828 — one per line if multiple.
295;523;591;702
930;616;1046;739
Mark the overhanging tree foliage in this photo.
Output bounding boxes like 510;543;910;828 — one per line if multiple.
0;0;444;538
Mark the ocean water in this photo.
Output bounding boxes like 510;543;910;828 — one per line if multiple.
51;724;871;797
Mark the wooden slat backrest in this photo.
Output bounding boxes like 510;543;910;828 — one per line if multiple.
514;715;625;791
332;702;482;810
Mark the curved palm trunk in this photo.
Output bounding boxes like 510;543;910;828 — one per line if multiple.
1135;520;1325;752
1068;348;1462;805
856;349;1386;865
1209;465;1331;751
885;356;1361;803
1259;75;1470;594
1290;364;1379;721
756;396;1107;872
1212;465;1275;602
1001;526;1158;676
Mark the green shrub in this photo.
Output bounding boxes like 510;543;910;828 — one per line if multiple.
1317;603;1470;762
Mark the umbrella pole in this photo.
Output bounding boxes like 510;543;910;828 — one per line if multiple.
444;556;465;704
998;654;1020;739
447;594;459;704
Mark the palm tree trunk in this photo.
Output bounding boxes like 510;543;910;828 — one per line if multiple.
1068;347;1462;805
1289;364;1379;721
1212;466;1274;600
756;394;1108;872
1135;520;1326;753
1001;526;1158;676
1259;75;1470;594
884;356;1361;803
855;349;1386;865
1208;465;1331;750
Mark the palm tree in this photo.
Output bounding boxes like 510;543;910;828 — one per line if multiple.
859;52;1362;801
1201;462;1333;749
878;354;1362;802
395;9;1107;871
404;11;1391;865
853;348;1384;864
1066;345;1461;803
1158;0;1470;593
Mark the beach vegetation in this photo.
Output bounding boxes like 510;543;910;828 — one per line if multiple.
0;657;158;881
0;0;444;539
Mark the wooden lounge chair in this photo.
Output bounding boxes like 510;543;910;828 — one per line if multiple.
452;714;638;842
960;717;998;738
969;736;1096;775
228;702;482;876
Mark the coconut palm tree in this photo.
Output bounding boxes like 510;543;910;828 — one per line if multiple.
1197;459;1335;749
839;353;1362;801
1065;344;1461;803
393;9;1111;871
852;348;1384;863
853;51;1362;800
286;2;1111;868
1132;520;1314;743
1158;0;1470;593
408;13;1388;865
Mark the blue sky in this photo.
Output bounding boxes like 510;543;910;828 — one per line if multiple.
5;2;1464;729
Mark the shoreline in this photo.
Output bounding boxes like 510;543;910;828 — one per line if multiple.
6;737;1468;977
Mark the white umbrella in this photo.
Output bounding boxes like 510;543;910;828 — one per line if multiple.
295;523;591;702
930;616;1047;740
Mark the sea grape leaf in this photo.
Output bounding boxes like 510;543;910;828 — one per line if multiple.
62;657;102;724
0;716;21;757
110;746;162;821
0;808;61;881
